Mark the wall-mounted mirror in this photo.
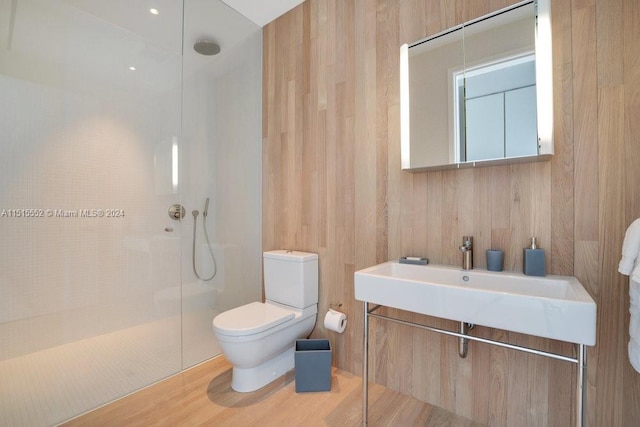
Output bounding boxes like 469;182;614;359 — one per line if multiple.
400;0;553;172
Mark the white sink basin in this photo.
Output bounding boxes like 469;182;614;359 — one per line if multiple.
354;261;597;345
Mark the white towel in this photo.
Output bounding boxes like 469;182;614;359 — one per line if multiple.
620;218;640;374
629;280;640;373
619;218;640;282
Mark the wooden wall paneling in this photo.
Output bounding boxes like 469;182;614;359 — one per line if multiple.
533;162;552;268
369;314;389;387
441;170;459;266
548;352;576;427
489;166;511;268
374;0;394;266
454;335;474;419
386;0;410;262
594;0;626;417
302;1;318;250
594;84;627;427
473;168;492;269
425;171;444;264
334;0;357;368
398;0;426;44
436;322;458;415
262;0;640;425
319;0;337;362
572;1;599;244
324;0;344;373
322;0;336;257
338;0;361;375
389;316;415;394
592;3;621;427
263;23;276;252
624;0;640;222
390;0;421;274
411;323;442;405
622;0;640;420
550;0;575;278
462;0;484;22
528;336;551;427
338;263;358;369
575;244;599;426
385;140;407;261
505;334;532;425
436;1;463;34
596;0;623;87
338;1;355;268
409;174;429;257
487;329;509;426
456;168;475;258
323;0;337;296
469;334;491;422
594;0;640;426
353;0;377;268
508;164;531;273
292;0;303;250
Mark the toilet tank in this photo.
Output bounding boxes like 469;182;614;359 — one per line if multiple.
263;250;318;309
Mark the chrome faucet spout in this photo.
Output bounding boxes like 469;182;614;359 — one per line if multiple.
459;236;473;270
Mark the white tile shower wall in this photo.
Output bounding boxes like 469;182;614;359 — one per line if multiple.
0;71;182;360
179;27;263;316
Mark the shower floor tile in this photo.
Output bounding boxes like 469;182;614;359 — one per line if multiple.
0;308;220;427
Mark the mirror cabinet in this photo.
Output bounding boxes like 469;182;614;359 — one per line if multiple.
400;0;553;172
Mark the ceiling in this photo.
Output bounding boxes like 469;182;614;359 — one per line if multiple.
0;0;300;94
220;0;305;27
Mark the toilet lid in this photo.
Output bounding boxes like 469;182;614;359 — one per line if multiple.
213;302;295;336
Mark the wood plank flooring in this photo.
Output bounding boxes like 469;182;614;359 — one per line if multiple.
63;356;485;427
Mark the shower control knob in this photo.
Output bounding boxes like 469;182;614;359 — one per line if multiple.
168;204;185;221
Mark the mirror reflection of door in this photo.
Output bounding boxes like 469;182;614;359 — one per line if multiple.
458;54;537;162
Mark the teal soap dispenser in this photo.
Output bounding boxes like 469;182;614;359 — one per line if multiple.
523;237;545;276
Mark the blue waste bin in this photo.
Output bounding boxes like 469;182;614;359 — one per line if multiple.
294;339;332;392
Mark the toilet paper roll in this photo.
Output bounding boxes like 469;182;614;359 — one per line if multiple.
324;309;347;333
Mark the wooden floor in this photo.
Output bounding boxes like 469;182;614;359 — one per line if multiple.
63;356;485;426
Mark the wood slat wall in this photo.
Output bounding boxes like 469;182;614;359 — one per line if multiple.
262;0;640;425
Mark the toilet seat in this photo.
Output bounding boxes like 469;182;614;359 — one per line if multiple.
213;301;295;337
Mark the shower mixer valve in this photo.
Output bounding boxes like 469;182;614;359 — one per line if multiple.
168;204;185;220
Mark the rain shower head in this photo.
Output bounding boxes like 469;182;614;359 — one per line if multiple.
193;40;221;56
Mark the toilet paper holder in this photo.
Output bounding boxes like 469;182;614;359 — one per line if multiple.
324;305;347;334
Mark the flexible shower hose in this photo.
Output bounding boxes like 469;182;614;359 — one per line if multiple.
192;209;217;281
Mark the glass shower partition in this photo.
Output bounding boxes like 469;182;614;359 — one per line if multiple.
0;0;262;425
0;1;184;424
179;0;262;370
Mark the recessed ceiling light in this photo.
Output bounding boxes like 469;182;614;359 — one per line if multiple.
150;8;159;15
129;66;136;71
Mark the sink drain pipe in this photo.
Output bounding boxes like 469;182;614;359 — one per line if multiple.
458;322;474;358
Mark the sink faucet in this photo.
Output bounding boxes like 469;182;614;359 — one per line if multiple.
459;236;473;270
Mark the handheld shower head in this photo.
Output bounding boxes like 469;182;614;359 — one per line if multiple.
203;198;210;217
191;197;217;281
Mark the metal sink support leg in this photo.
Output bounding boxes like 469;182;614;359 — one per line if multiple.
363;302;369;426
577;344;586;427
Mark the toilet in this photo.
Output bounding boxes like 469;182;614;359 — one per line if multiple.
212;250;318;392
